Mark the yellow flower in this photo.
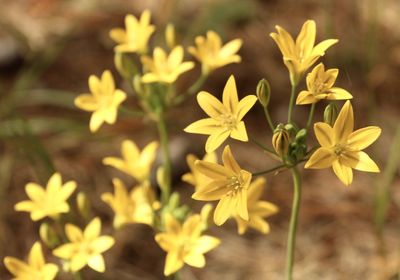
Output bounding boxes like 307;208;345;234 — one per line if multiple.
109;10;155;54
141;46;194;83
192;145;252;225
182;152;217;190
184;75;257;153
296;63;352;104
305;101;381;185
233;177;278;235
155;214;220;276
75;70;127;132
101;178;160;228
103;140;158;183
53;218;115;273
15;173;76;221
4;242;58;280
188;31;242;74
270;20;338;86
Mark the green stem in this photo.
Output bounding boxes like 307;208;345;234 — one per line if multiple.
156;113;172;204
119;106;145;117
306;103;316;130
252;164;286;177
250;138;277;156
173;74;209;105
285;166;302;280
263;107;275;132
287;85;297;123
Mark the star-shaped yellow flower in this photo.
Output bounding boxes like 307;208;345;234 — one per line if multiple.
296;63;352;105
53;217;115;273
188;30;242;74
103;140;158;183
192;145;252;225
109;10;155;54
305;101;381;185
155;214;220;276
75;70;127;132
15;173;76;221
184;75;257;153
101;178;160;228
270;20;338;86
4;242;58;280
233;177;278;235
182;152;217;190
141;46;194;84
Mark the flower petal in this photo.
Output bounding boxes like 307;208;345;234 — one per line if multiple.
88;254;105;272
91;236;115;253
347;126;381;150
305;148;335;169
296;90;317;105
327;87;353;100
65;224;83;242
236;95;257;121
74;94;99;111
230;121;248;142
197;91;226;118
183;253;205;268
195;160;232;179
333;100;354;143
28;242;44;269
222;75;239;113
214;196;235;225
332;160;353;186
314;122;334;147
205;130;230;153
221;145;241;173
164;251;183;276
184;118;221;135
341;151;380;173
192;180;228;201
84;218;101;241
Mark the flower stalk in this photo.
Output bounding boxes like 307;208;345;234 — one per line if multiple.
306;103;316;130
287;85;297;123
285;166;302;280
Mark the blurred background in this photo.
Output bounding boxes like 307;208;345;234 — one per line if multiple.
0;0;399;279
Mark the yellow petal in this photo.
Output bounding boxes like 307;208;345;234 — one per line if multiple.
70;254;89;272
65;224;83;242
252;201;279;217
165;214;181;234
42;263;59;279
342;151;380;173
314;122;334;147
101;70;115;94
237;189;248;221
109;28;126;43
28;242;44;269
14;201;34;212
155;233;175;251
195;160;232;179
87;254;105;272
332;160;353;186
192;180;228;201
248;216;270;234
88;75;101;96
53;243;77;259
327;87;353;100
184;118;221;135
164;251;183;276
247;177;266;202
219;39;242;57
347;126;381;150
296;90;317;105
4;257;31;276
305;147;335;169
236;95;257;121
183;253;205;268
91;236;115;253
222;145;241;173
197;91;226;118
296;20;316;57
222;75;239;113
311;39;338;57
74;94;99;111
25;183;45;201
193;235;220;254
89;110;105;132
205;129;230;153
59;181;77;200
230;121;248;142
333;100;354;143
214;196;234;225
84;218;101;240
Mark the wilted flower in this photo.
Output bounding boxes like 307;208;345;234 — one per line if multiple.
75;70;127;132
184;75;257;153
15;173;76;221
305;101;381;185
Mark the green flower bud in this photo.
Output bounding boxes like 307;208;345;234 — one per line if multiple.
39;223;59;248
256;79;271;107
272;124;290;157
324;103;338;126
295;128;307;142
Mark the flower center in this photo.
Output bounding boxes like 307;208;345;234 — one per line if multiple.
219;114;236;129
334;144;346;156
226;176;243;196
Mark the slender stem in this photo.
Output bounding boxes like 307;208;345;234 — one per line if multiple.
173;74;209;105
156;113;172;204
249;138;277;156
287;85;297;123
119;106;145;117
252;164;286;177
285;166;302;280
263;107;275;132
306;103;316;130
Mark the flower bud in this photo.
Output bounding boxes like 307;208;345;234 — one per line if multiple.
256;79;271;107
133;75;144;95
272;124;290;157
114;52;137;79
165;23;176;49
76;192;91;220
39;223;59;248
295;128;307;142
324;103;338;126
